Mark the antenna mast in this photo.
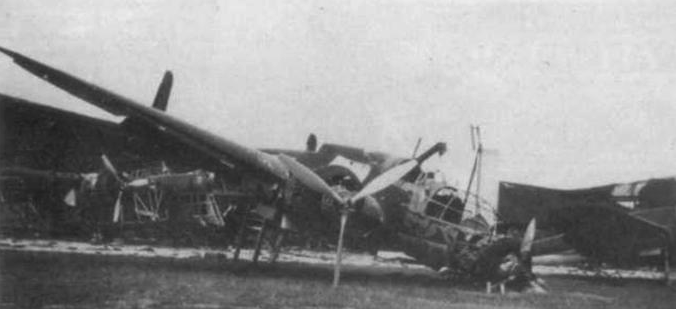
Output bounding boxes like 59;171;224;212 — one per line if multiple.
463;125;483;216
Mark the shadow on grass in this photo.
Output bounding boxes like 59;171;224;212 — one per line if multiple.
0;249;462;287
0;250;473;308
3;250;675;309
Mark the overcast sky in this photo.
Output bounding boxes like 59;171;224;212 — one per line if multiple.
2;0;676;203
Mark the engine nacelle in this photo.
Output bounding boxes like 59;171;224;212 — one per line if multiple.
147;170;215;192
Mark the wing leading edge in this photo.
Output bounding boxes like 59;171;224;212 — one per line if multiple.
0;46;288;182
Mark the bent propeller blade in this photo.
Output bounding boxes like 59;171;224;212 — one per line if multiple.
112;191;123;223
333;212;349;287
349;142;446;203
521;218;537;256
278;154;343;204
101;154;123;183
350;160;417;203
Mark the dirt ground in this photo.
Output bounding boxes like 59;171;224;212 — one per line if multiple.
1;241;675;309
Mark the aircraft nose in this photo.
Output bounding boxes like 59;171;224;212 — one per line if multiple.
360;195;385;224
506;261;547;293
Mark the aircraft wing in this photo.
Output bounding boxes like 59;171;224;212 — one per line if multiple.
0;47;288;182
551;202;672;263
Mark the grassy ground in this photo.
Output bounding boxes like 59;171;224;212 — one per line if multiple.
1;250;675;309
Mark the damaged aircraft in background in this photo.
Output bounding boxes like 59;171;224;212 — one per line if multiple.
497;178;675;274
0;47;543;291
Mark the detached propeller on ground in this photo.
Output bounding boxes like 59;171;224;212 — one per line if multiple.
278;144;444;287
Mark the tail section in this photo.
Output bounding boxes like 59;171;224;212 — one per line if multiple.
306;133;317;152
152;71;173;111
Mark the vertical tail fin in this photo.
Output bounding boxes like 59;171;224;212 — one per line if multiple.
306;133;317;152
152;71;173;111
